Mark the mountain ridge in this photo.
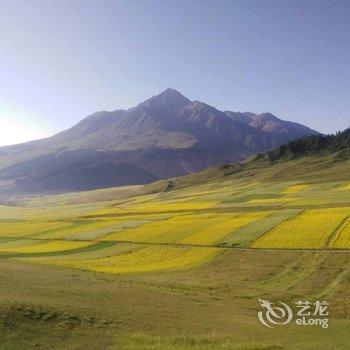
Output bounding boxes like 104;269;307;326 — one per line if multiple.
0;88;319;196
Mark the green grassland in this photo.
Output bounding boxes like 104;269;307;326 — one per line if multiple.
0;153;349;349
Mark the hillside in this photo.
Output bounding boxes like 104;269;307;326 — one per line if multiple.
0;89;317;196
265;127;350;160
18;127;349;206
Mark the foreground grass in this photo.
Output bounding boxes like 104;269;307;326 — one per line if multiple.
0;249;349;349
0;154;349;348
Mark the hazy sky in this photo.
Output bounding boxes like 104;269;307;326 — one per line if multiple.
0;0;349;146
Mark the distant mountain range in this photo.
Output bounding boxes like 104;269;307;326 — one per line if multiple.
0;88;318;195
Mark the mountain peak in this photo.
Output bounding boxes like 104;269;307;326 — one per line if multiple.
139;88;191;110
160;87;186;97
156;87;191;105
162;87;182;94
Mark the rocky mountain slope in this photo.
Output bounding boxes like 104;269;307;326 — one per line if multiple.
0;88;318;195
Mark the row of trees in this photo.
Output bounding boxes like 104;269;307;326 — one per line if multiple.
263;128;350;161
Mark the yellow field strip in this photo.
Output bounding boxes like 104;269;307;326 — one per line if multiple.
16;243;142;263
250;207;350;249
335;183;350;191
0;239;39;250
282;184;309;194
126;201;217;212
0;240;94;253
37;246;223;274
102;213;221;243
0;221;70;238
330;216;350;248
31;220;122;240
180;211;271;245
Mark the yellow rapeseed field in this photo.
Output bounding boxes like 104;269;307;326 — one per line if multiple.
126;201;216;212
0;221;70;238
180;211;271;245
32;219;121;239
284;199;329;206
103;213;220;243
246;197;296;204
51;246;222;274
330;217;350;248
0;239;39;250
251;207;350;249
336;183;350;191
16;243;141;263
0;240;94;253
282;184;309;194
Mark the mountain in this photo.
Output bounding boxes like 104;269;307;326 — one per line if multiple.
0;88;319;196
224;111;317;139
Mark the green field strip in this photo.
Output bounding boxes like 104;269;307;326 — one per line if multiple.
256;252;329;292
290;253;350;298
314;259;350;299
217;209;302;247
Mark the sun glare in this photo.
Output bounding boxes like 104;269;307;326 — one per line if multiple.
0;117;50;147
